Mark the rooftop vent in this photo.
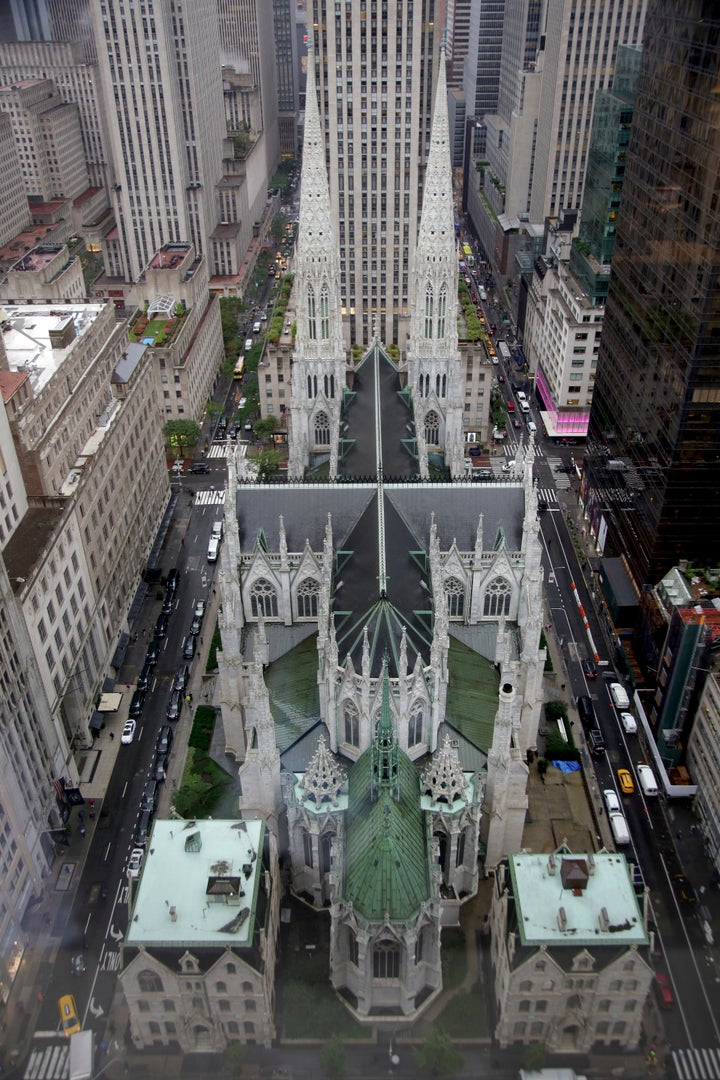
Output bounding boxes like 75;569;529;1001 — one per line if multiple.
169;906;177;922
599;906;609;931
548;854;556;876
557;906;567;931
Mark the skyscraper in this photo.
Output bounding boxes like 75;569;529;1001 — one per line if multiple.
472;0;645;281
310;0;440;346
583;0;720;587
91;0;227;281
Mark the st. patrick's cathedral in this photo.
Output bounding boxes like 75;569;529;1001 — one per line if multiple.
214;51;546;1024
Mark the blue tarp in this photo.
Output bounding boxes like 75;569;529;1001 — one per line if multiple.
551;760;582;773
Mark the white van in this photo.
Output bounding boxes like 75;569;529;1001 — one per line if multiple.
527;421;537;434
637;764;659;796
620;712;637;734
244;338;253;352
479;287;487;302
609;811;630;846
207;536;220;563
252;320;262;333
212;520;223;541
519;400;530;414
609;682;630;709
603;789;621;814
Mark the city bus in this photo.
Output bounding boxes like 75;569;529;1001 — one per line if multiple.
233;355;245;381
462;242;475;267
498;341;511;365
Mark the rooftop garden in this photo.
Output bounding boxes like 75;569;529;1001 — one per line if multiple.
129;303;187;347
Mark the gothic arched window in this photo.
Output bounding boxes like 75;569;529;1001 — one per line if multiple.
307;373;318;399
323;373;335;399
320;285;330;340
138;970;163;993
373;939;401;979
343;701;359;747
437;285;447;338
483;576;511;617
297;578;319;618
435;373;447;398
408;704;423;747
307;286;317;339
425;409;439;445
445;576;465;618
424;284;433;338
314;410;330;445
250;578;278;618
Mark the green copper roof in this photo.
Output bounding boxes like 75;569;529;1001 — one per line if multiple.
344;744;428;922
445;635;500;752
265;634;321;753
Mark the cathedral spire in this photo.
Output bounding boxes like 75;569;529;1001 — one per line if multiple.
370;659;399;802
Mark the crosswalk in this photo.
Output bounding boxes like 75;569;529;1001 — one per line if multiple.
207;442;248;459
192;489;226;507
546;455;574;490
672;1048;720;1079
23;1035;68;1079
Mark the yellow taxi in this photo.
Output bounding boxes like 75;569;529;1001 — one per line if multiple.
58;993;81;1037
617;768;635;795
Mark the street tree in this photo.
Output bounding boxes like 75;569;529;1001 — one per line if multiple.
164;419;201;460
223;1041;246;1076
413;1026;464;1078
319;1036;347;1079
249;448;282;481
253;415;281;445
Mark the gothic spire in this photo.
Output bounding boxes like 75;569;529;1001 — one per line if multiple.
410;46;458;349
294;44;344;354
370;659;399;802
301;734;346;806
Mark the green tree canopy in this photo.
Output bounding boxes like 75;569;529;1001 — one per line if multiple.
249;448;283;481
253;415;281;444
413;1026;464;1078
164;420;201;457
320;1036;347;1080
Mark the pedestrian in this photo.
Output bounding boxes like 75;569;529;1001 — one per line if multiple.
188;692;193;702
109;731;115;741
78;811;84;823
79;826;86;838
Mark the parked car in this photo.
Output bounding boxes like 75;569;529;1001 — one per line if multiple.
128;689;145;719
145;641;159;666
121;719;137;744
166;568;180;594
182;634;196;661
194;599;206;619
609;681;630;709
190;615;202;636
161;591;175;616
603;788;621;815
137;662;153;693
617;768;635;795
166;688;183;722
140;780;158;813
620;712;638;734
654;972;675;1010
153;753;169;782
134;810;153;847
173;665;190;692
582;659;598;679
127;848;144;878
588;729;606;754
154;613;169;640
189;462;210;475
156;725;173;755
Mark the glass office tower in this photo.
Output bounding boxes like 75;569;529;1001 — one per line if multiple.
583;0;720;588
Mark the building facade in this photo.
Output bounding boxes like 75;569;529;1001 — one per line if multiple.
91;0;227;282
121;819;280;1053
491;851;653;1052
310;0;440;347
583;0;720;587
687;672;720;877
